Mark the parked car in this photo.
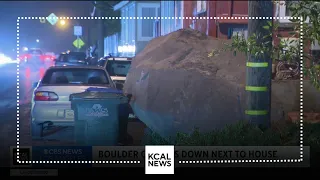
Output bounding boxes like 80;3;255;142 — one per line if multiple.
54;51;88;66
19;48;45;64
97;57;136;118
30;65;116;138
97;57;132;86
43;52;56;62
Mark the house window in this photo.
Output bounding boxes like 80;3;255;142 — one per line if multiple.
137;3;160;41
231;28;248;40
141;8;156;37
161;1;175;36
196;1;207;14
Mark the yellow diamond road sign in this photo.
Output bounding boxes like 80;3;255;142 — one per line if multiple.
73;38;85;49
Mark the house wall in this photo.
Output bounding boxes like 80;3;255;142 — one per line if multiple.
104;33;119;57
135;1;160;55
118;1;160;57
183;1;248;39
183;1;212;35
160;1;184;36
119;2;136;57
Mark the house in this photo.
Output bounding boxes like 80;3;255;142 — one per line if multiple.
162;1;319;59
160;1;249;39
112;0;319;62
111;0;250;57
112;1;160;57
157;1;184;36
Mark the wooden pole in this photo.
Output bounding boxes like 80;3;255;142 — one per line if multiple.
246;1;274;128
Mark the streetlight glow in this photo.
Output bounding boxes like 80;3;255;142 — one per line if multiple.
36;39;40;43
60;20;66;26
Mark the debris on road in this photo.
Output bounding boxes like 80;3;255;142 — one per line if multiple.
124;28;247;138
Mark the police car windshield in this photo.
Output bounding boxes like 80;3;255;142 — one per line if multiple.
106;60;131;77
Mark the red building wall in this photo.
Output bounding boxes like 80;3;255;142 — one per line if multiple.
183;1;248;39
183;1;217;37
181;0;310;56
179;1;312;79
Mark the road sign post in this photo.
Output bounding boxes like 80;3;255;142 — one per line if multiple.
77;36;80;52
74;26;83;52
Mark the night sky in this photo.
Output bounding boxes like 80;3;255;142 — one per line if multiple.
0;1;94;58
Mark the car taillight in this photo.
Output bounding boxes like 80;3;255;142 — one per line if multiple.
34;91;59;101
19;54;31;60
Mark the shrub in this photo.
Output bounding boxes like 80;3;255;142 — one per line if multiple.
146;121;320;148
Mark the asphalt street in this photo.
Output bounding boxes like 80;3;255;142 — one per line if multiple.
0;60;53;167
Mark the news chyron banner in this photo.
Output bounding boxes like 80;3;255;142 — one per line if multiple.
11;146;310;174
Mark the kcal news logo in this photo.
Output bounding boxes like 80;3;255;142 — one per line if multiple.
145;146;174;174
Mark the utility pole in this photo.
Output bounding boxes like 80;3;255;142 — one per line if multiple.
245;1;274;128
96;1;105;58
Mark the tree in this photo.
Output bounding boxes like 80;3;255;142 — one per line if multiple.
208;0;320;127
209;1;320;88
92;1;121;37
217;1;320;90
285;1;320;89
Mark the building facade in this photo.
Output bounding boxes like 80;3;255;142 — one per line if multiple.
158;1;184;36
159;1;249;39
185;1;248;39
112;1;160;57
112;0;319;61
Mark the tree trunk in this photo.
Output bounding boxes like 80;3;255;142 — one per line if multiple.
246;1;274;128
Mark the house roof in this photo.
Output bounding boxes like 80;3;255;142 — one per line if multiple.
113;1;130;11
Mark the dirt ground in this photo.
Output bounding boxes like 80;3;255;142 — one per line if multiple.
0;103;146;167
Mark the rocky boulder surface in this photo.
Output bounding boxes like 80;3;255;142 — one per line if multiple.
124;28;248;137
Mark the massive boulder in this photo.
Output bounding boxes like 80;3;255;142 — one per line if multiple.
124;28;248;138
